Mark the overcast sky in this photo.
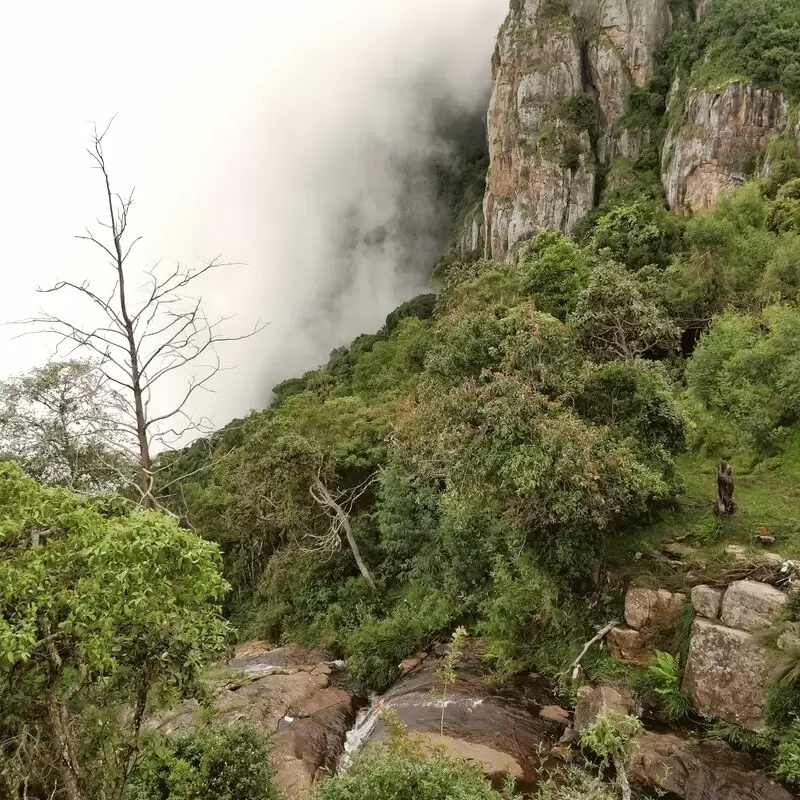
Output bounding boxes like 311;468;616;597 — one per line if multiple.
0;0;506;429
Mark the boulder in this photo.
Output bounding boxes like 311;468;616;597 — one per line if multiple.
691;584;723;620
682;619;771;730
630;730;793;800
610;586;687;665
625;587;686;631
608;627;655;666
573;684;635;733
720;580;787;632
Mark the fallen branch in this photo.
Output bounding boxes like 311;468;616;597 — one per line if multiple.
568;619;619;684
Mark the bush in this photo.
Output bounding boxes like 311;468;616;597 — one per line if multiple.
643;651;693;721
128;726;277;800
518;231;589;319
314;713;508;800
776;719;800;787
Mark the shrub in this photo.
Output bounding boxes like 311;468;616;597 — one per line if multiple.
127;725;277;800
776;719;800;787
313;712;508;800
643;651;693;721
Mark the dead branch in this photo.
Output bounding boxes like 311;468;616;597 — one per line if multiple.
567;619;619;684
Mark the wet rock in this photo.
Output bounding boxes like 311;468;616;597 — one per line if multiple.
683;618;771;730
360;648;562;793
663;82;790;214
691;584;723;620
630;730;793;800
147;645;358;800
720;580;787;632
573;684;635;733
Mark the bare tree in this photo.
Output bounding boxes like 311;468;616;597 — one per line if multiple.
19;121;265;508
308;471;377;591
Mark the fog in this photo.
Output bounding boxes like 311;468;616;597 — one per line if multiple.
0;0;507;430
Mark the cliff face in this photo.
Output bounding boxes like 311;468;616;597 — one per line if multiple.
483;0;672;262
479;0;800;258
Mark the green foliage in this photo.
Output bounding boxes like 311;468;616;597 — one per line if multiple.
479;551;575;678
581;713;643;762
776;719;800;787
686;306;800;452
591;201;684;271
705;721;774;754
0;360;133;492
314;713;508;800
0;462;229;799
572;261;680;361
644;651;693;721
691;0;800;98
518;231;589;319
127;726;277;800
343;587;456;691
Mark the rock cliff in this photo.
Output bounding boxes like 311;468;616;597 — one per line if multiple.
483;0;672;261
479;0;800;259
663;82;792;213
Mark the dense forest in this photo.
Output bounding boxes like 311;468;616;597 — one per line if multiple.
4;0;800;798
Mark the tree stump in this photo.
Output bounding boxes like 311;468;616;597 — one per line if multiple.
714;458;735;516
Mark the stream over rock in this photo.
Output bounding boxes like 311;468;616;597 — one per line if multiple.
339;648;566;792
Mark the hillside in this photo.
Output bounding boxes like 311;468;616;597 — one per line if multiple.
4;1;800;798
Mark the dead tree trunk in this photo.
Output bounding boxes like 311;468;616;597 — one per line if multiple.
309;473;377;591
715;458;735;517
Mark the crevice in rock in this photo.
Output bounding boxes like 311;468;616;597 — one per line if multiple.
577;31;604;207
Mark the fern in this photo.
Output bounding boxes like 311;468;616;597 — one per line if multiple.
646;651;693;721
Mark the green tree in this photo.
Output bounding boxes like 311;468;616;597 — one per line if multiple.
0;360;133;492
571;262;679;361
0;463;229;800
127;726;277;800
518;231;589;319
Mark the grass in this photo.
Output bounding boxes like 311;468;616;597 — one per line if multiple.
607;432;800;586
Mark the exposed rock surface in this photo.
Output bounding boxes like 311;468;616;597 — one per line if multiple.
146;645;359;800
483;0;672;261
630;731;793;800
691;584;723;619
682;618;771;730
608;586;686;665
663;82;790;213
573;684;635;732
721;580;788;632
344;647;563;794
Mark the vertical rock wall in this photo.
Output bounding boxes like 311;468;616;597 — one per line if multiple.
483;0;672;262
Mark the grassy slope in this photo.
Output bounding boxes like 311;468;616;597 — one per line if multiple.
608;429;800;589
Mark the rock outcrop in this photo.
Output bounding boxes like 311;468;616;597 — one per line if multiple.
572;684;636;732
662;82;791;213
483;0;673;261
146;644;359;800
630;731;794;800
682;618;772;730
607;586;686;665
720;580;788;632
